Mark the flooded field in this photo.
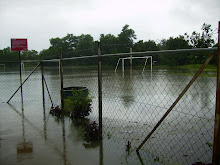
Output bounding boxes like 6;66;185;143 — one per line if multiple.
0;66;216;165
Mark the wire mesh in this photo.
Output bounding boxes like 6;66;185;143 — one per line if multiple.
99;49;217;165
0;45;218;165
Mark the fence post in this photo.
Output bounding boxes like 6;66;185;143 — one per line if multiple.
19;51;24;109
98;42;102;136
130;48;132;76
122;59;124;72
212;21;220;165
41;55;45;108
60;50;64;110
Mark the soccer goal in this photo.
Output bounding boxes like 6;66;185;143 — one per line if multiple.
114;56;152;74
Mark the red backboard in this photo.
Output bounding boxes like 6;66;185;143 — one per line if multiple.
11;39;28;51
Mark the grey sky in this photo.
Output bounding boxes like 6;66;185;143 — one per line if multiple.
0;0;219;52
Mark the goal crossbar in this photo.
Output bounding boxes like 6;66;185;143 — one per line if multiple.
114;56;152;74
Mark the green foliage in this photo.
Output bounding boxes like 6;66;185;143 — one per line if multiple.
165;35;191;50
107;132;112;139
0;47;18;63
205;141;213;148
64;89;92;118
84;121;101;141
0;47;40;67
156;23;217;66
21;50;39;60
134;40;159;52
185;23;215;48
118;24;136;47
1;23;217;67
154;156;160;162
39;33;96;60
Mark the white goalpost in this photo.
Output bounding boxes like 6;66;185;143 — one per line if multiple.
114;56;152;74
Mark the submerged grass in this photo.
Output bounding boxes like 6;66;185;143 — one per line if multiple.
153;64;217;72
152;64;217;77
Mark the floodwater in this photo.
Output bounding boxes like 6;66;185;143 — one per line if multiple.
0;66;216;165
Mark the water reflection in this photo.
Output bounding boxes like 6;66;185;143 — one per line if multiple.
43;101;47;140
17;108;33;162
136;151;145;165
62;119;67;165
121;73;135;107
5;103;136;165
2;67;216;165
52;116;104;165
8;104;68;165
68;118;102;149
99;140;103;165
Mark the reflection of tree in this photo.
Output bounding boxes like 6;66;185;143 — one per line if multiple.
69;118;89;140
198;77;212;108
83;141;100;149
99;140;103;165
61;119;67;165
68;118;102;149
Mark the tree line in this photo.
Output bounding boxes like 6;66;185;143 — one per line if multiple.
0;23;218;67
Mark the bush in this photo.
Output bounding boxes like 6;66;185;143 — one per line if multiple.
84;121;101;141
64;89;92;118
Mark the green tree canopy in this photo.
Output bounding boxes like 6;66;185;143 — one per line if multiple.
165;35;191;50
76;34;94;50
133;40;159;52
118;24;136;46
1;23;217;67
185;23;215;48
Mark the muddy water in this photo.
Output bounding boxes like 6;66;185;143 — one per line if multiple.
0;67;216;165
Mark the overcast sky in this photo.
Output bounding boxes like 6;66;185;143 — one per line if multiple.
0;0;219;52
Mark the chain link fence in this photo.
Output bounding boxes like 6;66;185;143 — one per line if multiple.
100;48;217;165
0;45;218;165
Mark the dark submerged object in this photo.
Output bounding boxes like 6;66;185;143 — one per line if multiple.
50;106;62;116
63;86;88;99
126;141;131;152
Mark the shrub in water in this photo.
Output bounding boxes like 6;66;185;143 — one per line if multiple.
64;89;92;118
84;121;101;141
50;106;62;117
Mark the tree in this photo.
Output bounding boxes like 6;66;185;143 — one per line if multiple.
76;34;94;50
49;34;79;55
159;35;190;50
133;40;146;52
0;47;19;62
21;50;39;60
157;36;190;66
100;34;117;45
118;24;136;46
134;40;159;52
99;34;118;54
49;34;94;51
157;39;167;50
145;40;159;51
185;23;215;48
